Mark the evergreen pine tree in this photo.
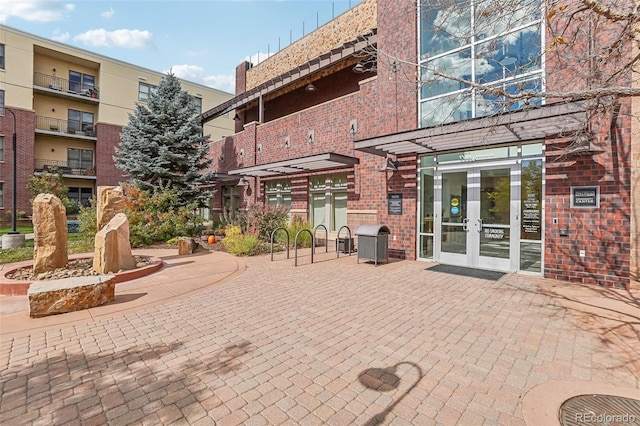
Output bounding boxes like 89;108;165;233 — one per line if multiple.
114;72;212;207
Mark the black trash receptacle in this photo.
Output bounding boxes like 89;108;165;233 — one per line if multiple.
355;224;390;265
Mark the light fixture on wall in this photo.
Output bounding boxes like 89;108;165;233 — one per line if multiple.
237;177;250;187
233;113;241;121
308;131;314;143
352;63;366;73
380;157;398;172
349;119;358;136
305;83;317;92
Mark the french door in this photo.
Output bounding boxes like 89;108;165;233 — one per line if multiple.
436;163;519;271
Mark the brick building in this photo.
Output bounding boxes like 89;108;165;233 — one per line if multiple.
202;0;638;288
0;25;234;218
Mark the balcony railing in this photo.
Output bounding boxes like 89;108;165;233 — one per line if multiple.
33;72;100;99
36;115;95;137
34;159;95;177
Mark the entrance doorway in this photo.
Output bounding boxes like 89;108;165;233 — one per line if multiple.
436;164;518;271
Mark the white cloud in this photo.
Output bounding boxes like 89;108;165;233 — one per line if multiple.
170;64;235;93
185;49;208;58
101;7;114;19
73;28;153;48
51;28;70;42
0;0;75;23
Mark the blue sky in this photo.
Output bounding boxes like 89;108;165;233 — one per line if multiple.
0;0;363;93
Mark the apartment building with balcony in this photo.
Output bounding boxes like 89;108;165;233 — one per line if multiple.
201;0;638;288
0;25;234;216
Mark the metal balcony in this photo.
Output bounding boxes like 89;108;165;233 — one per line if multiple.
35;116;96;139
34;159;96;178
33;72;100;100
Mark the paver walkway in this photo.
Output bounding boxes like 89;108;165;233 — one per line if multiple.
1;249;639;425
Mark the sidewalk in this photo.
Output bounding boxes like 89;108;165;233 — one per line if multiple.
1;249;639;425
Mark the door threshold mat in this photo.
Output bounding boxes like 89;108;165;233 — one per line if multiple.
426;264;505;281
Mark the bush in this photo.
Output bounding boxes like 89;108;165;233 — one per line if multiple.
237;203;289;240
27;167;74;211
278;218;313;248
123;183;204;247
78;198;97;237
221;225;261;256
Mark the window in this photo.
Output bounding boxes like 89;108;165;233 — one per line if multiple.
0;182;3;208
68;110;94;135
69;70;95;94
67;148;94;170
193;97;202;114
0;90;4;115
68;187;93;208
0;44;5;69
223;186;240;221
309;173;348;232
419;0;543;127
0;136;4;162
265;180;291;207
138;82;157;102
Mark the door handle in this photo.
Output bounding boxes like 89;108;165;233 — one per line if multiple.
462;218;469;232
477;218;483;233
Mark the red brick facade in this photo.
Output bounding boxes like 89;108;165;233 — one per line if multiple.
204;0;635;288
0;108;36;217
95;122;126;187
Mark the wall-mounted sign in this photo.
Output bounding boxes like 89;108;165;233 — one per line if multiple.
571;186;599;208
388;193;402;215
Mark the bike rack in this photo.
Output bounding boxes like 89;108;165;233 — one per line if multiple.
270;227;290;261
294;229;315;267
336;225;353;258
313;224;328;254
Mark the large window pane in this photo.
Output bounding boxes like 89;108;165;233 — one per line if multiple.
421;93;472;127
0;44;5;69
475;0;541;40
332;192;347;232
312;193;326;228
475;25;542;84
420;1;470;58
421;49;472;98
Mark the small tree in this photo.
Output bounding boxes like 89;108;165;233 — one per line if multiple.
27;166;74;212
114;72;213;208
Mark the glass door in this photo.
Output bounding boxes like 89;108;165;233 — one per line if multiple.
435;164;518;271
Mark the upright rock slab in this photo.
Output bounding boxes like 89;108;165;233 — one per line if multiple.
97;186;126;231
32;194;68;274
28;275;115;318
93;213;136;274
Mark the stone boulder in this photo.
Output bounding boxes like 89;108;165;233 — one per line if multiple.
93;213;135;274
178;237;201;255
97;186;126;231
28;275;115;318
32;194;68;274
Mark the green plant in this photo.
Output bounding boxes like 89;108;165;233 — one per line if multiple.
77;198;97;237
278;218;312;248
123;183;204;247
221;225;261;256
27;167;74;211
238;203;289;240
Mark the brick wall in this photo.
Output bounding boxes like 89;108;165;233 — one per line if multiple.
0;108;36;217
544;100;633;288
95;123;126;186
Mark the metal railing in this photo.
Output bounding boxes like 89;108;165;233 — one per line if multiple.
33;72;100;99
35;115;95;137
34;159;95;177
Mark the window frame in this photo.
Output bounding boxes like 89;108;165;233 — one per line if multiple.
138;82;157;102
0;43;5;69
67;148;94;170
309;173;348;232
69;70;95;94
0;135;4;162
0;182;4;208
67;109;94;135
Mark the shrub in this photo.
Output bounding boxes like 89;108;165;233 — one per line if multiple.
278;218;313;248
237;203;289;240
122;183;204;247
27;167;74;211
78;198;97;237
221;225;261;256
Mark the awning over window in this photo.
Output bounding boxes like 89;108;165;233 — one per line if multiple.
227;152;359;177
354;101;588;157
198;173;242;188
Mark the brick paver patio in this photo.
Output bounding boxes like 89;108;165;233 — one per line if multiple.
1;249;639;425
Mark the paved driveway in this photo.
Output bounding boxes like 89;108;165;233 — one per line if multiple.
1;250;639;425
